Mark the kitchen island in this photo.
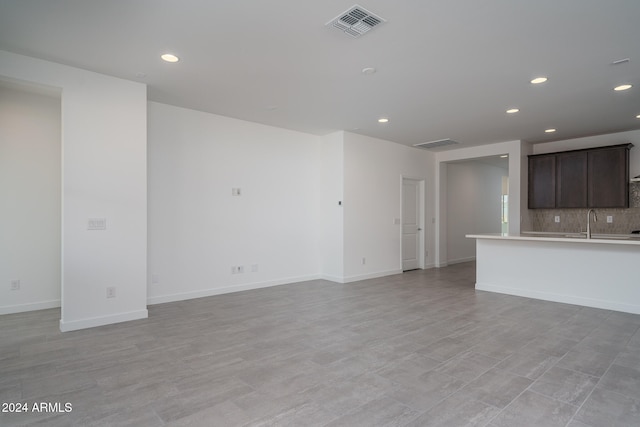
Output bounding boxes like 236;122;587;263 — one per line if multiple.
466;233;640;314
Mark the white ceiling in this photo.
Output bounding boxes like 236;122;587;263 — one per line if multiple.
1;0;640;151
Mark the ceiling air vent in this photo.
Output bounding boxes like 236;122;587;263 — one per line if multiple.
413;139;460;150
326;4;386;38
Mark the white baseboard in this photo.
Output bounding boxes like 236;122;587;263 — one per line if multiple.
0;299;60;315
476;282;640;315
446;256;476;265
320;274;344;283
147;274;322;305
341;269;403;284
59;309;148;332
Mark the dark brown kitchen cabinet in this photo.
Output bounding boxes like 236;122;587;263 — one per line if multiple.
556;151;587;208
588;145;630;208
528;144;632;209
528;154;556;208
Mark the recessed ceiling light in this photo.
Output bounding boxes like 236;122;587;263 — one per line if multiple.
636;114;640;119
531;77;548;84
614;84;632;91
545;128;556;133
500;155;508;158
611;58;630;65
161;53;179;63
378;117;389;123
506;108;520;114
362;67;377;75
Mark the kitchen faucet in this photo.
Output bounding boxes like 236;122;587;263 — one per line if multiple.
586;209;597;239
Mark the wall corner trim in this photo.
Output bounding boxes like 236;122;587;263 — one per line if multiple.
147;275;323;306
0;300;61;316
341;269;403;284
59;309;148;332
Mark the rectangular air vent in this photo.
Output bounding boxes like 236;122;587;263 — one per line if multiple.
414;139;460;150
326;4;386;38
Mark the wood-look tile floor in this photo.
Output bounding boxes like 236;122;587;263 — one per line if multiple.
2;262;640;426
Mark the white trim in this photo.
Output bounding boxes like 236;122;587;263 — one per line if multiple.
0;299;60;315
147;275;322;305
342;269;402;284
476;282;640;315
59;309;148;332
320;274;345;283
447;256;476;265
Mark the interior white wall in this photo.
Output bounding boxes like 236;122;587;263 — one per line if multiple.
0;50;148;331
320;131;344;281
147;102;322;304
446;161;507;264
436;140;523;266
0;84;61;314
532;129;640;178
342;132;435;281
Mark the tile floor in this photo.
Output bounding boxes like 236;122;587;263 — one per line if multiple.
1;262;640;426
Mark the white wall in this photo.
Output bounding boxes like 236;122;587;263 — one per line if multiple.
532;129;640;178
342;132;435;281
147;102;322;304
436;140;524;266
0;83;61;314
0;50;148;331
446;161;507;264
320;131;344;281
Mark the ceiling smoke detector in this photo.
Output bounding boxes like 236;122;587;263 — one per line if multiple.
413;139;460;150
326;4;386;38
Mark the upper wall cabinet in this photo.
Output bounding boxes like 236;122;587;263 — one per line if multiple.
556;151;588;208
528;154;556;209
528;144;633;209
588;145;630;208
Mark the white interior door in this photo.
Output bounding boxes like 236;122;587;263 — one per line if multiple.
402;179;422;271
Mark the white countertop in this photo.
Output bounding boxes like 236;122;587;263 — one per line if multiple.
466;232;640;246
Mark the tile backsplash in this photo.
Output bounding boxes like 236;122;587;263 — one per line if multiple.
530;183;640;234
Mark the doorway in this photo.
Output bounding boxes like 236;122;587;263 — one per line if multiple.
402;178;425;271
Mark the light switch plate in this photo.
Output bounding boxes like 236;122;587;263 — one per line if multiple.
607;215;613;223
88;218;107;230
554;216;560;223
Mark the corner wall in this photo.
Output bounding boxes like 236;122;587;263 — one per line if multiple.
342;133;435;281
436;140;524;266
446;161;507;264
0;84;61;314
320;131;344;281
0;50;148;331
147;102;323;304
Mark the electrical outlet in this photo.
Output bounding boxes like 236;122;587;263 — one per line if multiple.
106;286;116;298
251;264;259;273
362;257;366;265
554;216;560;223
232;188;242;196
607;215;613;223
88;218;107;230
237;266;244;274
10;279;20;291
